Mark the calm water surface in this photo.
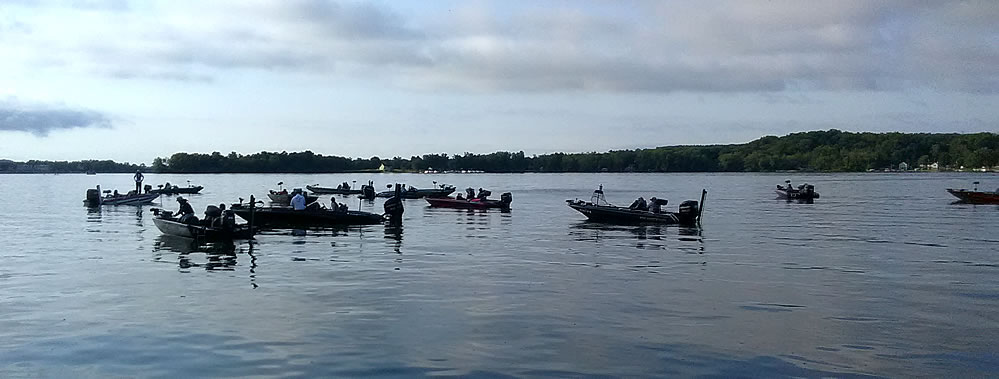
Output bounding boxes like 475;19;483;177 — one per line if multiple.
0;173;997;377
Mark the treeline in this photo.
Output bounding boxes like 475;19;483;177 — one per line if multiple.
3;130;997;173
0;159;143;173
153;130;997;173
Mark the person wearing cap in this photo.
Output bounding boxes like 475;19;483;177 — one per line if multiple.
176;196;195;216
133;170;144;194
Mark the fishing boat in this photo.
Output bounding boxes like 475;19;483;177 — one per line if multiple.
426;192;513;209
947;182;999;204
83;185;159;206
566;186;705;225
150;181;204;195
775;180;820;200
230;204;384;227
375;183;455;198
151;207;255;239
267;183;318;204
306;183;362;195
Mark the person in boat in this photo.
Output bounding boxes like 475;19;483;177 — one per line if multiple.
176;196;196;223
648;197;668;213
113;189;119;197
466;187;475;200
133;170;144;194
290;190;307;210
629;197;648;211
477;188;491;200
330;196;339;211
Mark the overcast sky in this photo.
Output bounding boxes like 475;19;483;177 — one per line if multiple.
0;0;996;163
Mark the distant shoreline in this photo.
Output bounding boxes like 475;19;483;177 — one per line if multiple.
3;129;997;174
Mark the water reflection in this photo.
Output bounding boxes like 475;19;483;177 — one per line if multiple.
778;198;815;204
384;224;403;253
569;222;704;253
258;225;355;237
152;235;258;287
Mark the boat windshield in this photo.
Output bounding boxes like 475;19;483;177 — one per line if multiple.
590;185;609;205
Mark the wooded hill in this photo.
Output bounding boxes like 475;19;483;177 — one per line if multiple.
3;130;996;173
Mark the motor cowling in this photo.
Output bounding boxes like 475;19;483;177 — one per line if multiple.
204;205;222;218
678;200;699;217
86;188;101;203
500;192;512;204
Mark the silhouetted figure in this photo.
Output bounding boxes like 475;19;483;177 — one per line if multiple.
133;170;144;194
629;197;648;211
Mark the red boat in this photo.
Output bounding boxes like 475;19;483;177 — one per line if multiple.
426;192;512;209
947;187;999;204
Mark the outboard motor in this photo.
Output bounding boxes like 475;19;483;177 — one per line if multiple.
222;209;236;229
678;200;699;223
360;184;376;200
500;192;513;205
204;205;222;226
383;184;404;225
204;205;222;218
86;188;101;204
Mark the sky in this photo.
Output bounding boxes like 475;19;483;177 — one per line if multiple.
0;0;996;163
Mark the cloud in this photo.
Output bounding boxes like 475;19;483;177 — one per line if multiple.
2;0;997;93
0;98;112;136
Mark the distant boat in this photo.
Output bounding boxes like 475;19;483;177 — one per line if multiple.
775;180;820;200
150;181;204;195
267;182;317;204
426;192;513;209
376;183;455;199
947;182;999;204
307;184;362;195
566;186;705;225
84;185;158;206
85;170;96;175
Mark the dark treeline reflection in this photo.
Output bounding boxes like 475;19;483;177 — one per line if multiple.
4;130;996;173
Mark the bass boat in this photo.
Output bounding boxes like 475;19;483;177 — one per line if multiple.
151;206;255;240
149;181;204;195
267;183;318;204
376;183;455;199
426;192;512;209
306;184;362;195
84;185;159;206
775;180;819;200
947;182;999;204
566;186;705;226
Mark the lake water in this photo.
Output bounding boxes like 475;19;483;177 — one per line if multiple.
0;172;996;377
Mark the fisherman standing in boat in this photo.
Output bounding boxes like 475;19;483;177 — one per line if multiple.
133;170;144;194
290;190;307;210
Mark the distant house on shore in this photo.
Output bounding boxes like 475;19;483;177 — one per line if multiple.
898;162;909;171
